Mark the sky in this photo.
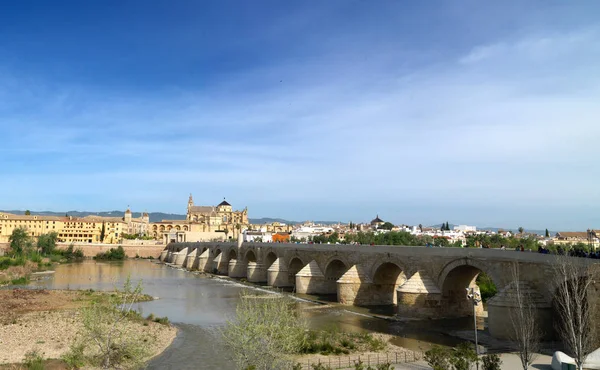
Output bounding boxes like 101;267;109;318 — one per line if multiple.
0;1;599;230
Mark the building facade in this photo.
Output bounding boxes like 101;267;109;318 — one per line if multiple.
150;196;249;242
0;209;149;245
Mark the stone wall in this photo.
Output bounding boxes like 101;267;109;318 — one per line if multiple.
56;243;164;258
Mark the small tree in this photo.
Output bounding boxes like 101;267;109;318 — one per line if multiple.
9;227;33;256
37;232;58;255
24;210;31;216
553;257;598;370
418;224;423;232
424;345;451;370
545;229;550;238
518;227;524;234
509;263;540;369
221;292;307;369
68;277;151;369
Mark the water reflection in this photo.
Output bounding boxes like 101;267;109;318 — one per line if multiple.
28;260;483;369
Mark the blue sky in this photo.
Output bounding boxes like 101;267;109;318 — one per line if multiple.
1;1;599;230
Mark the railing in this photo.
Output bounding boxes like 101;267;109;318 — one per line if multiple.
297;350;423;369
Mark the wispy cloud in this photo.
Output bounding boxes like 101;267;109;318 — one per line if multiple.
0;4;599;229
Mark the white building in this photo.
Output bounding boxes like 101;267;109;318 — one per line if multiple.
453;225;477;232
243;230;273;243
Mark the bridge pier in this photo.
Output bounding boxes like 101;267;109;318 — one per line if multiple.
487;281;553;340
247;262;267;283
228;259;247;278
185;248;199;270
336;265;374;305
267;258;291;287
296;260;329;294
173;247;189;267
159;250;168;261
196;249;212;272
396;271;443;318
212;253;228;275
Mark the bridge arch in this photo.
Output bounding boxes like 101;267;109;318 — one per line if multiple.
323;257;350;296
214;248;222;257
288;256;306;286
438;258;501;317
244;249;257;263
371;260;408;305
264;251;278;269
228;249;238;261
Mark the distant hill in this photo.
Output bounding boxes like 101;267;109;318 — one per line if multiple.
1;210;343;225
0;210;186;223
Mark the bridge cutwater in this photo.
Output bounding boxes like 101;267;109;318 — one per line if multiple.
159;240;592;340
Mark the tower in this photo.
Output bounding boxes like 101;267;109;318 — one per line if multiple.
124;207;132;224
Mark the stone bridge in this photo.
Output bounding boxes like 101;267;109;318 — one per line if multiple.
159;241;594;340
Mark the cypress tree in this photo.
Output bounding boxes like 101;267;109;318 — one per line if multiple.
100;222;106;242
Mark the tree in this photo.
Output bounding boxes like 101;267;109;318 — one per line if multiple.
418;224;423;232
24;210;31;216
221;292;307;369
509;263;541;369
518;227;524;234
67;277;151;369
379;222;394;231
9;227;33;256
553;257;598;370
100;222;106;242
37;232;58;255
445;221;451;231
545;229;550;238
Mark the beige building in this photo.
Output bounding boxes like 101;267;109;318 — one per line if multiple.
0;209;149;245
150;196;249;241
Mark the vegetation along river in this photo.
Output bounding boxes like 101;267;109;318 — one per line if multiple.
26;259;487;369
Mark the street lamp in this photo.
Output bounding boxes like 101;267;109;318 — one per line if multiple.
467;287;482;370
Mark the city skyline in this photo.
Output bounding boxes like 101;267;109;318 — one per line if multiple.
1;1;599;230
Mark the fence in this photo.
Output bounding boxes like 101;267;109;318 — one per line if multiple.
298;350;423;369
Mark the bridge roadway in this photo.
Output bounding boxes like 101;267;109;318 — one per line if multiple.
159;240;591;340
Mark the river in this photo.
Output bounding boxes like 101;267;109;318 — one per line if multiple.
26;259;483;369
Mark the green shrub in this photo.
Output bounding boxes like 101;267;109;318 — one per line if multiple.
476;272;497;302
61;343;86;369
482;354;502;370
450;343;478;370
23;349;44;370
425;346;451;370
94;246;126;260
154;316;170;325
11;276;29;285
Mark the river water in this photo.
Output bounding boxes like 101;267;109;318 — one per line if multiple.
27;260;481;369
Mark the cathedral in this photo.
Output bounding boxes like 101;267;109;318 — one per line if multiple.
186;195;249;228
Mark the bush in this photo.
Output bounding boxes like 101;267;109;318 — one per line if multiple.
94;246;126;260
425;346;451;370
482;354;502;370
61;343;86;369
450;343;478;370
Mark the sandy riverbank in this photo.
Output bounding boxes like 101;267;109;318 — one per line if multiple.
0;289;177;367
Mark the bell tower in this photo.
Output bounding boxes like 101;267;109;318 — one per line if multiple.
187;194;194;220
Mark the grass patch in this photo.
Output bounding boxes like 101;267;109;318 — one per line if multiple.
299;327;386;355
10;276;30;285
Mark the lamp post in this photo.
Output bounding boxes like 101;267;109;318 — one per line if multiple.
467;287;482;370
